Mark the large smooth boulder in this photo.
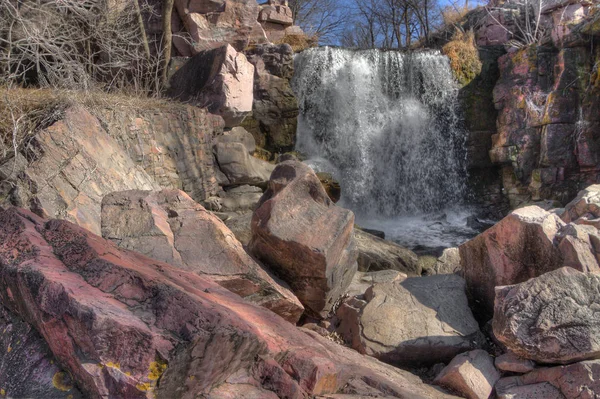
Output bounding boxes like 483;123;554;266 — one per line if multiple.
167;45;254;127
434;350;500;399
493;267;600;364
0;207;459;399
336;275;484;367
355;229;421;276
213;142;275;186
101;189;303;323
495;360;600;399
460;206;565;320
250;161;358;318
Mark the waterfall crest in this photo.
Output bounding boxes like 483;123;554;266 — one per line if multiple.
292;46;467;217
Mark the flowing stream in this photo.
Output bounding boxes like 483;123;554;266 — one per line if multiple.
292;46;479;253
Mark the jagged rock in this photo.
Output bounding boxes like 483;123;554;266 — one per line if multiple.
556;223;600;272
0;306;83;398
561;184;600;223
167;45;254;127
244;44;298;152
214;127;256;154
336;274;484;367
250;161;358;318
493;267;600;364
434;349;500;399
0;106;158;236
214;142;275;186
422;247;462;275
218;185;263;212
495;352;536;374
460;206;565;320
495;360;600;399
223;212;253;246
344;270;407;298
316;172;341;203
0;207;459;399
355;229;421;276
101;189;303;323
258;3;293;26
175;0;259;53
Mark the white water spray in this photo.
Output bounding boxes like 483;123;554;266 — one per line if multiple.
292;47;475;250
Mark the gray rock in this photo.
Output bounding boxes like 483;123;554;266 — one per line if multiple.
214;142;275;186
223;212;253;246
344;270;407;298
336;274;484;367
215;127;256;154
561;184;600;223
219;185;263;212
493;267;600;364
355;229;421;276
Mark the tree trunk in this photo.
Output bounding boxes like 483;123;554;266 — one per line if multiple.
161;0;175;88
133;0;151;59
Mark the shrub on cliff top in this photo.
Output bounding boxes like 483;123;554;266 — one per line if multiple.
442;29;482;87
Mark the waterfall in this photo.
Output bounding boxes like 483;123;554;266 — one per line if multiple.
292;46;467;218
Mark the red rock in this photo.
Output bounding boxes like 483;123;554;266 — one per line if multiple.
167;44;254;128
101;189;304;323
495;360;600;399
434;349;500;399
460;206;565;320
495;352;536;374
0;207;458;399
250;161;358;318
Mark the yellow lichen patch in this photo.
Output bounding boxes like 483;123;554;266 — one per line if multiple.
52;371;73;392
147;360;167;381
104;361;121;369
6;346;11;353
136;382;151;392
0;388;5;396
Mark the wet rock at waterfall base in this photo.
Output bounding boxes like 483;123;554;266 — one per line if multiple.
355;229;421;276
250;160;358;318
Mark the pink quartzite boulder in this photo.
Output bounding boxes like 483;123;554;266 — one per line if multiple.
434;349;500;399
0;207;459;399
101;189;303;323
495;360;600;399
495;351;536;374
167;44;254;127
493;267;600;364
460;206;565;320
250;161;358;318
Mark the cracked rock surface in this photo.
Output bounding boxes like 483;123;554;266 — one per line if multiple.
493;267;600;364
336;274;485;367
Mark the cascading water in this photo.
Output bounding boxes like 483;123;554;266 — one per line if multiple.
292;46;479;252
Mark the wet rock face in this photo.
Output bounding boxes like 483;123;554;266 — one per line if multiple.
0;207;459;399
493;267;600;364
244;43;299;153
336;274;485;367
101;189;304;323
250;161;358;318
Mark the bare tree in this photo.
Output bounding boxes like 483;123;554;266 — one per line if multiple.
289;0;349;43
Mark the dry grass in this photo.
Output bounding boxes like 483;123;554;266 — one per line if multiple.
441;5;471;27
275;33;319;52
442;29;482;86
0;86;174;161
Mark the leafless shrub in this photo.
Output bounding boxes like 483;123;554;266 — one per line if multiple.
484;0;549;48
0;0;166;95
